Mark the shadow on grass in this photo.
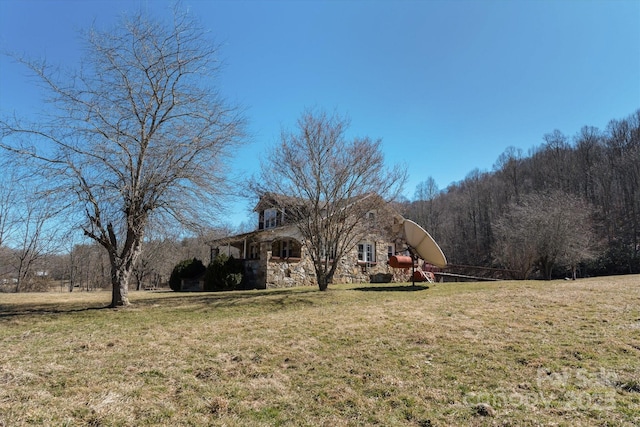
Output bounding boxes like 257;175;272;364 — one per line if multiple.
0;304;111;318
132;287;322;312
0;284;430;318
353;285;429;292
0;287;323;318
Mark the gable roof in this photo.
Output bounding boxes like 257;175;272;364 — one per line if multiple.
253;192;312;213
254;192;382;213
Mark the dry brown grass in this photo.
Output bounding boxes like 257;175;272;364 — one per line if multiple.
1;276;639;426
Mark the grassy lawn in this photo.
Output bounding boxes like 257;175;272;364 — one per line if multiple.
1;276;639;426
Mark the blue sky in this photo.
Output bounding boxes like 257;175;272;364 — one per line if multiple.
1;0;639;227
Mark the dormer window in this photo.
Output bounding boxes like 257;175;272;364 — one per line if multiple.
264;208;278;229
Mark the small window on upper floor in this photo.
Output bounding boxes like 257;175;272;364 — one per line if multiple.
264;208;278;229
365;211;377;228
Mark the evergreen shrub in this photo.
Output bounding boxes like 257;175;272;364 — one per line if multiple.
204;253;243;291
169;258;206;291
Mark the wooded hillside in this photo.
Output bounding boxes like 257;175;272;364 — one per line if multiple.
403;109;640;279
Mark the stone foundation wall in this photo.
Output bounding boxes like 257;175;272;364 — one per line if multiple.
265;249;317;288
264;240;407;288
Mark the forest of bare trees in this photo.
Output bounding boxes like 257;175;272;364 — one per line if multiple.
404;109;640;279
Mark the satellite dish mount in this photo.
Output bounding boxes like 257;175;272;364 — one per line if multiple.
401;218;447;286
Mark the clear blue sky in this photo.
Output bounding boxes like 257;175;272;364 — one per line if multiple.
1;0;639;227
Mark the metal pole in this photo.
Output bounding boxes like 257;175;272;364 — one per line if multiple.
411;249;416;287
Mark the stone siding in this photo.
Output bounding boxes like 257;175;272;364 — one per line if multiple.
264;235;408;288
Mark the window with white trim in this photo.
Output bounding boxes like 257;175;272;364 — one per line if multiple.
357;243;376;263
264;208;278;229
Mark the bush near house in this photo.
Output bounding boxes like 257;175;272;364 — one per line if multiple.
204;253;243;291
169;258;206;291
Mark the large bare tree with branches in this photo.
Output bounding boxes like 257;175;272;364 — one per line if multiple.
1;6;245;306
253;109;406;291
492;191;595;279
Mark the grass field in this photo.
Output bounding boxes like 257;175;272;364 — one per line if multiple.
1;276;639;426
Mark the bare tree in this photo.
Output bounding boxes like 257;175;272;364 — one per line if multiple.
542;130;572;192
1;6;245;306
0;161;63;292
0;178;16;251
0;156;23;252
70;243;110;291
0;169;17;289
412;177;441;233
605;114;640;269
253;109;406;291
493;191;595;279
493;146;524;202
573;126;603;202
9;186;63;292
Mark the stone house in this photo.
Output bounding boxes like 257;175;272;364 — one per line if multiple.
208;193;412;289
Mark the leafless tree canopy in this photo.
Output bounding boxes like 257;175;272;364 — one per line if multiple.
0;157;66;292
492;191;595;280
1;6;246;306
254;109;406;290
412;177;441;236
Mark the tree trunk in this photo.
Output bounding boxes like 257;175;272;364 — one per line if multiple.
104;218;145;307
316;258;340;291
318;277;329;291
538;256;554;280
110;262;132;307
317;271;330;291
108;244;141;307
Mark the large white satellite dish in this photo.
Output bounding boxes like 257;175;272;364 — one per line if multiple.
402;219;447;268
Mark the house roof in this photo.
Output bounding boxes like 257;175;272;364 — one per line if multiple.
253;192;311;212
206;222;302;247
254;192;381;213
206;229;261;247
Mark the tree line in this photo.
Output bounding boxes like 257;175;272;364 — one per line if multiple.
0;228;217;293
403;109;640;279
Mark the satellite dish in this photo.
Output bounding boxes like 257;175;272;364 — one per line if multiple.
402;219;447;268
